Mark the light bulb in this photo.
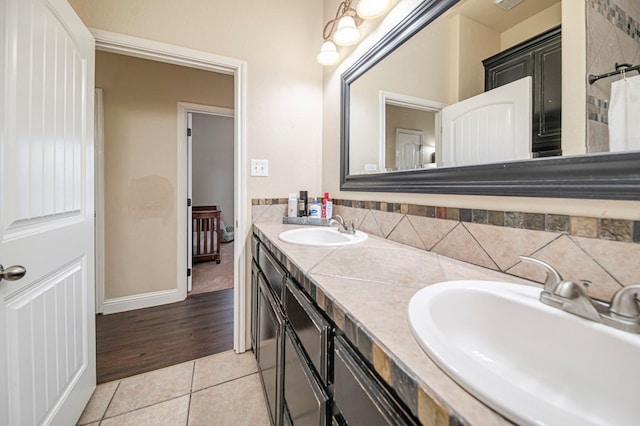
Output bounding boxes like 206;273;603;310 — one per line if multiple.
316;41;339;66
333;16;360;46
356;0;390;19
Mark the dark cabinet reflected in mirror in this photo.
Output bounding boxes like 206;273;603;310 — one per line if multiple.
483;25;562;158
340;0;640;200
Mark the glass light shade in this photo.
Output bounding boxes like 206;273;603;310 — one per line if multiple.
356;0;390;19
333;16;360;46
316;41;339;66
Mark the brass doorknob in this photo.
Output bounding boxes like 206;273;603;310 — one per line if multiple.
0;264;26;282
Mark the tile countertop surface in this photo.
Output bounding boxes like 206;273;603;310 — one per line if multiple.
253;222;541;426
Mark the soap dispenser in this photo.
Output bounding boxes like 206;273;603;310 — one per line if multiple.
309;198;321;217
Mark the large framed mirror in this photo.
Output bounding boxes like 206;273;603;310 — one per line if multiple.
340;0;640;200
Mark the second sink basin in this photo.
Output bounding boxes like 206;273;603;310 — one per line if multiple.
408;280;640;426
279;227;367;247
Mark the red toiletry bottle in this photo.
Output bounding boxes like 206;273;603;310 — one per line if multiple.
322;192;329;218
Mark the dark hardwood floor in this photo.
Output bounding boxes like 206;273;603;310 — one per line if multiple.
96;289;234;383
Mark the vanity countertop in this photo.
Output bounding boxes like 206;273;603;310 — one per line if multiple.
253;221;538;425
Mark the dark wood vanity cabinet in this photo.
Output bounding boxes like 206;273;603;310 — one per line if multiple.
252;234;419;425
483;26;562;157
333;337;419;426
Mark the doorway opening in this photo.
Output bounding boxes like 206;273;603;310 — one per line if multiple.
187;110;235;297
92;30;248;383
92;30;248;355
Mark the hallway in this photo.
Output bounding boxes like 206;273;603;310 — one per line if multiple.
96;289;234;383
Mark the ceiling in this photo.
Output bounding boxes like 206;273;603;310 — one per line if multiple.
448;0;561;33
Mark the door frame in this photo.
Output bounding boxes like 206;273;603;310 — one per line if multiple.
92;29;249;352
180;104;235;294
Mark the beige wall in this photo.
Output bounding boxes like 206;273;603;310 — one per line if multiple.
349;15;451;173
192;113;234;226
96;51;233;298
501;3;562;50
454;14;500;101
322;0;640;220
70;0;324;300
69;0;323;201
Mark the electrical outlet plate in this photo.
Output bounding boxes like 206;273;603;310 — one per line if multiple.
251;159;269;176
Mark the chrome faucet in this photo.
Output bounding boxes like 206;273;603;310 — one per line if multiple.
519;256;640;333
330;215;357;235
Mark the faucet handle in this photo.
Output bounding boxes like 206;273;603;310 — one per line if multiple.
330;215;345;226
518;256;563;293
610;284;640;319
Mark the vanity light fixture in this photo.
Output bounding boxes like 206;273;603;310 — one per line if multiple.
316;0;391;66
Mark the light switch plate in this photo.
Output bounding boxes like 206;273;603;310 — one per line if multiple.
251;159;269;177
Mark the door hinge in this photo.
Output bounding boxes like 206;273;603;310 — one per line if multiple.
187;268;192;277
187;128;192;137
187;198;192;207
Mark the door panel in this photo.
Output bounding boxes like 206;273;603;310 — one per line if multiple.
7;260;88;425
441;76;532;167
0;0;96;424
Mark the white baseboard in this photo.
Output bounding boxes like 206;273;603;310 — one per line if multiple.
102;289;184;314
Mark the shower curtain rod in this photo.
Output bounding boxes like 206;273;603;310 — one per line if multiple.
588;62;640;85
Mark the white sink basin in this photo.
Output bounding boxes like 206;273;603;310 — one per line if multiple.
279;227;367;247
408;280;640;426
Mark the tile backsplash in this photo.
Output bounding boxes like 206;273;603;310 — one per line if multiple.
586;0;640;153
252;198;640;302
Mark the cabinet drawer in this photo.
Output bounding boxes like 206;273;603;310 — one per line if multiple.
284;278;331;385
258;243;286;302
333;336;419;426
284;326;329;426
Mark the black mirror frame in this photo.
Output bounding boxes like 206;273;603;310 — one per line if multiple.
340;0;640;200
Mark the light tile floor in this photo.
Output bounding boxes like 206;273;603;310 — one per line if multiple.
78;350;270;425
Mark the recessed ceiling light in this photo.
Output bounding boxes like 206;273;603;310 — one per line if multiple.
493;0;525;11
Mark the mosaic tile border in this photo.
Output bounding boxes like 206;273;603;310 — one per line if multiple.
587;95;609;124
252;226;459;425
252;198;640;244
589;0;640;40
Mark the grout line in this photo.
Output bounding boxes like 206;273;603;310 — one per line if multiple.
567;234;622;289
100;393;192;422
186;392;192;426
193;370;259;394
100;381;121;423
186;360;195;424
461;222;500;271
189;360;196;393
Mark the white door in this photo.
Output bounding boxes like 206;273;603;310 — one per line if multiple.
0;0;96;425
441;76;532;167
187;112;193;293
395;129;422;170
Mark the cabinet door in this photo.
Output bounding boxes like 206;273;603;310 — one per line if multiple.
333;337;419;426
484;52;532;90
251;260;260;355
252;234;260;262
257;275;284;425
283;327;329;426
285;278;331;385
533;39;562;155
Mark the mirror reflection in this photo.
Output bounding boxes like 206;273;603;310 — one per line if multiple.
349;0;565;174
